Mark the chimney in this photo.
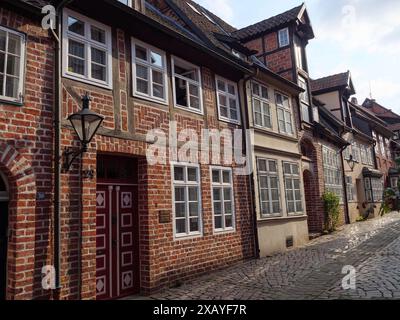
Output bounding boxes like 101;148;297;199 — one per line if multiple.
351;97;358;105
134;0;146;14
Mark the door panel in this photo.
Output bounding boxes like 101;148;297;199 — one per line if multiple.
0;202;8;300
96;184;139;300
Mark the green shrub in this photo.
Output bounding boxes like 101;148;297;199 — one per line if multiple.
379;188;395;216
322;192;340;233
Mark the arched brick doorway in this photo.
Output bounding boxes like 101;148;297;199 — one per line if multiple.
301;139;322;233
0;172;9;300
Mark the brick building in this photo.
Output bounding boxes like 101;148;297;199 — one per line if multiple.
234;3;348;234
1;0;260;300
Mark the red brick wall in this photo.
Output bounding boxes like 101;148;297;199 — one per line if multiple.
0;8;55;299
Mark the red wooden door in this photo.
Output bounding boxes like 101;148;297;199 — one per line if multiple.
96;184;139;300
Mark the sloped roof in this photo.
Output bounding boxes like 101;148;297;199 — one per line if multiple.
232;3;305;40
311;71;354;93
363;98;400;121
17;0;50;7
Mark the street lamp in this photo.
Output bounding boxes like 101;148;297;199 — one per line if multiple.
347;154;356;172
63;93;104;171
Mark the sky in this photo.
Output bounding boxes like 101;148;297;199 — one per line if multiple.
195;0;400;113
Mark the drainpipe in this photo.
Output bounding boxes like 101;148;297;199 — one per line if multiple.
240;70;260;259
51;0;72;294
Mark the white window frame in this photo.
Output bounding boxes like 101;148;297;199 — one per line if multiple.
257;158;282;218
283;162;304;215
0;25;26;104
131;38;168;104
216;75;241;124
171;162;203;239
210;167;236;233
275;91;293;135
346;176;356;202
62;9;113;89
251;81;271;129
171;56;203;114
278;28;289;47
298;76;310;123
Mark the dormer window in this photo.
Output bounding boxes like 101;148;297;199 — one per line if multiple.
278;28;289;47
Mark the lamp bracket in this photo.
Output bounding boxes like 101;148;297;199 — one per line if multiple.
62;146;87;172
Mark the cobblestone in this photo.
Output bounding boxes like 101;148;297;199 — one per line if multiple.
147;212;400;300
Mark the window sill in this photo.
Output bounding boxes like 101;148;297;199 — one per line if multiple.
213;228;236;235
174;104;204;116
258;214;307;223
174;233;203;241
133;92;168;106
0;98;23;106
63;73;113;90
218;116;241;126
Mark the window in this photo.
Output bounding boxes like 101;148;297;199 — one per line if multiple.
364;177;383;203
252;82;271;128
366;146;374;166
352;142;360;162
343;145;351;160
379;135;385;156
298;76;310;123
295;39;303;70
322;146;343;202
172;164;202;237
0;26;25;103
216;76;240;123
372;131;379;153
276;92;293;135
132;39;167;103
211;167;235;232
346;176;356;202
172;57;202;113
360;144;368;164
391;177;398;189
278;28;289;47
384;138;391;159
283;162;303;214
63;10;112;88
257;158;281;217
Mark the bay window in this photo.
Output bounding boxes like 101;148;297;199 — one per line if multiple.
211;167;235;232
63;9;112;88
132;38;167;103
172;164;202;237
283;162;303;214
257;158;281;217
0;26;25;103
172;57;202;113
252;82;271;128
216;76;240;123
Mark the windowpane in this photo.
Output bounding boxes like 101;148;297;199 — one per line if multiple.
5;76;18;98
91;48;106;65
137;79;148;94
213;188;221;201
189;202;199;217
261;87;269;99
7;34;21;56
223;188;231;200
175;203;185;218
174;167;184;181
214;216;222;229
150;51;163;67
225;215;233;228
68;16;85;36
92;63;106;81
212;170;220;183
91;26;106;44
188;187;198;201
69;40;84;58
6;55;20;76
135;45;147;61
68;56;84;75
175;219;186;234
0;30;6;51
189;218;199;232
222;171;230;183
214;201;222;214
0;52;4;71
174;63;198;81
187;167;197;182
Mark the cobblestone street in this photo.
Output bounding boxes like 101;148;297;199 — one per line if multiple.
149;212;400;300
